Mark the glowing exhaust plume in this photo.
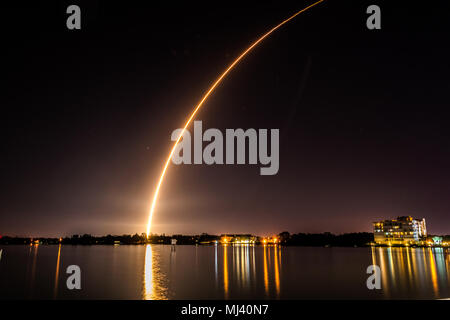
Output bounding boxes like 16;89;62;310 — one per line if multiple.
146;0;325;236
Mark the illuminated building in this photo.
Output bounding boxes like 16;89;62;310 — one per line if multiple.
373;216;427;246
431;236;442;246
220;234;256;244
261;236;279;244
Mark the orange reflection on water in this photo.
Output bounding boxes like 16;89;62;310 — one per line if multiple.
371;247;449;298
263;245;269;296
274;245;280;297
428;248;439;296
447;249;450;280
223;244;229;298
387;247;396;285
405;247;413;288
377;247;389;297
252;245;256;283
143;244;167;300
241;245;246;285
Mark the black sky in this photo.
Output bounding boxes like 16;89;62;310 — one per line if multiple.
2;0;450;237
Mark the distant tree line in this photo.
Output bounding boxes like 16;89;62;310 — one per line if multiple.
0;233;220;245
278;232;374;247
1;232;449;247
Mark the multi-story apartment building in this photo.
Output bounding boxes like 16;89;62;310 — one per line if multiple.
373;216;427;246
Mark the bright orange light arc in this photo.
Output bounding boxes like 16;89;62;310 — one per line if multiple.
146;0;325;236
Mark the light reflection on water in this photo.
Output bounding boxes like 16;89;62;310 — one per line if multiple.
142;244;282;300
371;246;450;299
223;244;228;298
143;244;168;300
142;244;449;299
0;244;449;299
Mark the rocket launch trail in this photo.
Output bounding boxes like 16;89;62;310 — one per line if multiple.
146;0;325;236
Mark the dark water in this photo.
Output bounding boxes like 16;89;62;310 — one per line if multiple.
0;244;449;299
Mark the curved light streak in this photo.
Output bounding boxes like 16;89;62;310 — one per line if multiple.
53;244;62;299
146;0;325;236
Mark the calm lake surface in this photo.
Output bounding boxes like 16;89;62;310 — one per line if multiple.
0;244;449;299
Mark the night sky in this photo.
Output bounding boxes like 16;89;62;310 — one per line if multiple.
2;0;450;237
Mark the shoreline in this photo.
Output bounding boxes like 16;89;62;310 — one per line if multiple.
1;243;449;249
